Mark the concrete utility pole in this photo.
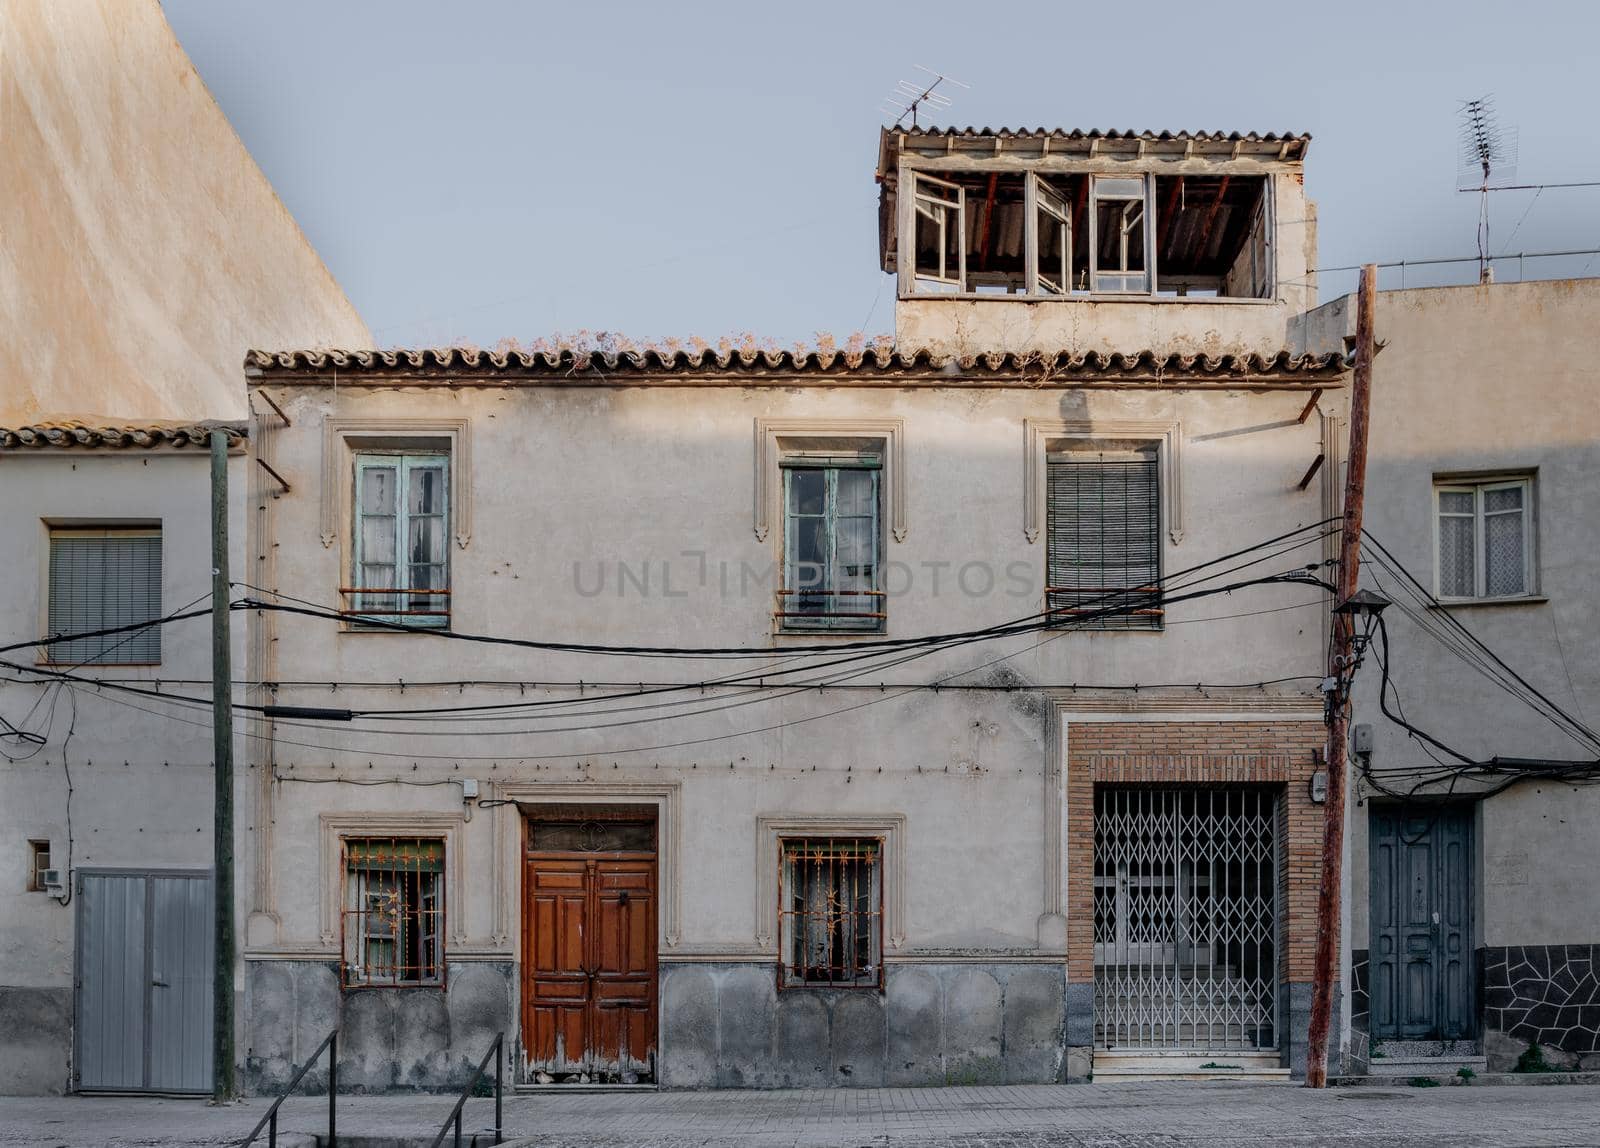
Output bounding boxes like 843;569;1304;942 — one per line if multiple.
1306;265;1377;1088
209;428;235;1102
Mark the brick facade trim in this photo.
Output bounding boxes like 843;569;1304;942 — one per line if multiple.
1065;721;1327;985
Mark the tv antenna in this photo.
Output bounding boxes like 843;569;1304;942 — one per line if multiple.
880;65;970;129
1457;96;1518;282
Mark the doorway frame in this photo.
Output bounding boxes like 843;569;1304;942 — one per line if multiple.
519;802;661;1082
1366;799;1479;1043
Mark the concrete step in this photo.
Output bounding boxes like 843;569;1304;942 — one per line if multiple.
1094;1052;1289;1082
1368;1055;1488;1077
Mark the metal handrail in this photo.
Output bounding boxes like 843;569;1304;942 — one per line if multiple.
428;1031;504;1148
236;1028;337;1148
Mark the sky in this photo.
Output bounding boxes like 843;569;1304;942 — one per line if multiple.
161;0;1600;350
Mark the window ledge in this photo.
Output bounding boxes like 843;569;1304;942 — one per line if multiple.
1428;595;1548;610
772;629;887;641
38;659;162;668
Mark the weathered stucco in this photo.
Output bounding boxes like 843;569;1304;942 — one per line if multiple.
0;0;369;422
1295;278;1600;1069
240;365;1339;1088
0;449;248;1093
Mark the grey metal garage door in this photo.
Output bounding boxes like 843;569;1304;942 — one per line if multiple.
74;870;213;1092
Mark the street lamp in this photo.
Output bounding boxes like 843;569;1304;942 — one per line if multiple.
1333;588;1391;667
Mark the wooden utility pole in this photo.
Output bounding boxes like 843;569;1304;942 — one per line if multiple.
1305;264;1377;1087
210;428;236;1102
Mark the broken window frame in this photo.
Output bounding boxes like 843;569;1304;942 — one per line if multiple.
777;836;884;990
910;173;967;292
1029;173;1075;296
898;162;1280;301
340;836;445;989
1088;175;1154;294
346;451;451;628
778;452;885;633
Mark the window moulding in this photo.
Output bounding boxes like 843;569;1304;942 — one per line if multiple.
755;813;906;952
497;780;682;950
1024;418;1183;544
320;417;472;550
317;812;466;950
754;418;906;544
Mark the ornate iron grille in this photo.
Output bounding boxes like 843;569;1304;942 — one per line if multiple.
341;837;444;987
778;838;883;988
1093;788;1278;1050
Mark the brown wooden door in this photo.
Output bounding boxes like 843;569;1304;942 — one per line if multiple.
524;853;656;1080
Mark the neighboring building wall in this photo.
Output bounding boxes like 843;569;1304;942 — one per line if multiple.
0;439;247;1094
1296;279;1600;1071
0;0;370;422
239;358;1341;1090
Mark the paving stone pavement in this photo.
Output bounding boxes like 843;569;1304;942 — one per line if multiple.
2;1082;1599;1147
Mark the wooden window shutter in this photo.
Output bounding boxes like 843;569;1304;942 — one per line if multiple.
46;531;163;663
1045;455;1162;630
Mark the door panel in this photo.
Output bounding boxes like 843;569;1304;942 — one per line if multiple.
76;871;212;1092
523;839;657;1081
1369;806;1475;1042
525;861;589;1070
147;875;214;1090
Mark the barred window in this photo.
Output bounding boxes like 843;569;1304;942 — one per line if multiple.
341;838;443;987
779;838;882;988
46;527;162;664
1046;448;1163;630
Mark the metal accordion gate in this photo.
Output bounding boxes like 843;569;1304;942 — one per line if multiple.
1093;787;1279;1051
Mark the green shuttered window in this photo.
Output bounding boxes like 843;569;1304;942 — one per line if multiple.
351;452;450;625
1046;452;1163;630
46;529;163;664
780;456;884;631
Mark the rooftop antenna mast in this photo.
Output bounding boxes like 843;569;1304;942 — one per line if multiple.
1457;96;1518;283
880;65;970;128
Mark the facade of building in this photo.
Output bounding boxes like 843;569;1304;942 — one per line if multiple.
0;0;367;1095
235;127;1351;1092
1295;279;1600;1076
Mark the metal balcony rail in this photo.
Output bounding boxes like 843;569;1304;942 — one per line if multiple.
338;585;451;621
773;588;887;621
428;1031;504;1148
236;1028;337;1148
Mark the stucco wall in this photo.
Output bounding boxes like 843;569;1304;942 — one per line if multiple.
239;376;1338;1087
0;0;369;422
0;449;248;1093
1293;281;1600;952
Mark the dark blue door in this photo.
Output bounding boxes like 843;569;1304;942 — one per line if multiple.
1368;805;1474;1040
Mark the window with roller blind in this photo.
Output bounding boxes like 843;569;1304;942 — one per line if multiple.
1434;476;1536;601
348;452;450;626
1045;446;1163;630
45;526;163;664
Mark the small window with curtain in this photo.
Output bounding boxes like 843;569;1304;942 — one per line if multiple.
341;837;444;987
1435;476;1535;600
779;837;882;988
347;452;450;626
45;526;162;664
1046;445;1163;630
779;453;883;632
